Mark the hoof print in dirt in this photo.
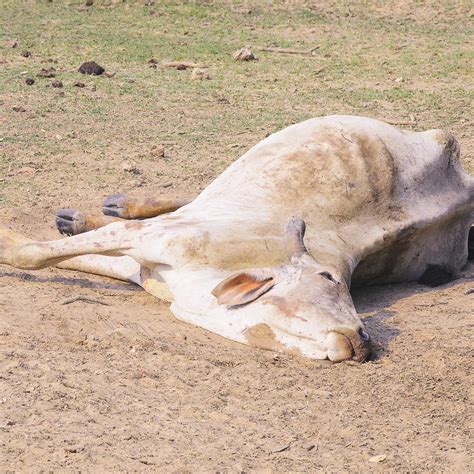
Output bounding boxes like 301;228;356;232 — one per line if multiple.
56;208;86;236
52;80;63;88
37;67;56;78
73;81;86;88
78;61;105;76
102;193;130;218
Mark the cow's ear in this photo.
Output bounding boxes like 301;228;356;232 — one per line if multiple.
212;269;276;306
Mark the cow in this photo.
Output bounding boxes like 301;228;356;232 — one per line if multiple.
1;115;473;362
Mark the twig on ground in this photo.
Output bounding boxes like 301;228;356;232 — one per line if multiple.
62;296;110;306
255;45;321;55
161;60;207;70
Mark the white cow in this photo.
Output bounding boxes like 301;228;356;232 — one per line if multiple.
1;115;473;362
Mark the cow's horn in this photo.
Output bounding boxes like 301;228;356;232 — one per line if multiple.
284;217;308;260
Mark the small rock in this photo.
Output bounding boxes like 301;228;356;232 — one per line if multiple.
65;446;84;453
37;67;56;78
233;47;257;61
369;454;386;463
122;162;142;175
21;50;32;58
215;95;230;104
52;80;63;88
73;81;86;88
25;77;35;85
12;106;26;113
11;40;18;48
270;442;291;453
150;145;165;158
234;8;252;14
160;182;173;188
191;68;211;80
314;389;332;399
132;178;146;188
78;61;105;76
16;167;35;175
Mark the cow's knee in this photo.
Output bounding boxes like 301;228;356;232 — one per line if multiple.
0;227;38;268
10;243;50;269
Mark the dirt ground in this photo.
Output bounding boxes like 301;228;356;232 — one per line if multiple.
1;1;473;472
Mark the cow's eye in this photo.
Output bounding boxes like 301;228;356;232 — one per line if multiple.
319;271;337;284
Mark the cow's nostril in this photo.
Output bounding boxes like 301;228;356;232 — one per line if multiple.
359;328;370;341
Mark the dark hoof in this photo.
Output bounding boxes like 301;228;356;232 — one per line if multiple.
103;193;130;218
56;208;86;236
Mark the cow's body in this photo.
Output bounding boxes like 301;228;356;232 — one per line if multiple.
1;115;473;361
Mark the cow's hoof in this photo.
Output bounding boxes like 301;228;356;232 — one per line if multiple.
56;208;86;236
102;193;131;218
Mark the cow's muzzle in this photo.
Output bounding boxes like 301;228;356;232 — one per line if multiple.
327;327;372;362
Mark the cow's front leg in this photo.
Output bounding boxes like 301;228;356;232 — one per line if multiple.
56;208;123;236
0;223;133;270
102;193;190;219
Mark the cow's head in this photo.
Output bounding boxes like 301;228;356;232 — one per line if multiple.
212;218;372;362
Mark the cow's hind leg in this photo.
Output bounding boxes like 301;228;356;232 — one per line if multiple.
56;254;141;284
102;193;190;219
56;208;124;236
57;255;172;301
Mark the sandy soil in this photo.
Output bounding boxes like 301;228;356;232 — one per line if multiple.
1;217;473;472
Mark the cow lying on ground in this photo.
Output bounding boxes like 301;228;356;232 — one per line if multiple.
1;115;473;362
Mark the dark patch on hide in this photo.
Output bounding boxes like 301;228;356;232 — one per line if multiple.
417;264;454;287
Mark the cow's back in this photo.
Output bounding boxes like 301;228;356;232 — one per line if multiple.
163;115;473;280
